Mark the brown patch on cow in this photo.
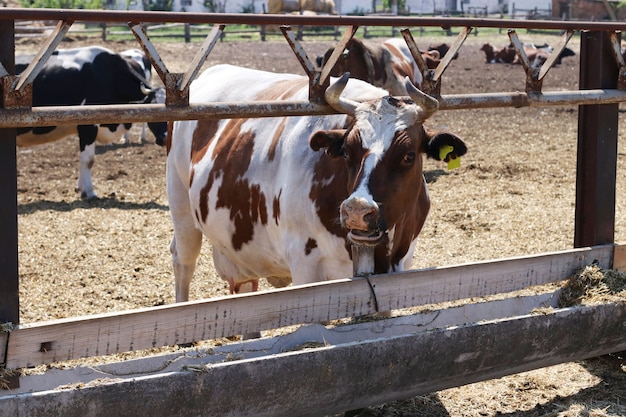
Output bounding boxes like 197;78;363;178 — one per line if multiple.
165;121;174;154
257;78;306;162
324;38;384;85
272;191;281;225
304;238;317;255
250;183;268;225
368;128;430;272
309;145;350;240
191;119;220;165
384;42;416;80
257;78;308;101
195;119;273;250
268;118;286;162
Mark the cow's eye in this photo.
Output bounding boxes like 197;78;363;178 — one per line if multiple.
403;152;416;165
341;147;350;160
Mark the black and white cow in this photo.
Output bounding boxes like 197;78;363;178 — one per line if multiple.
119;48;165;145
16;46;167;200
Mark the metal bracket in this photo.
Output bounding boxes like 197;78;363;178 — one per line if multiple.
508;30;542;93
130;22;224;107
508;29;574;95
282;25;359;103
2;75;31;109
538;29;575;81
164;73;189;107
317;25;359;88
13;20;73;93
2;19;72;110
401;26;472;97
281;25;324;103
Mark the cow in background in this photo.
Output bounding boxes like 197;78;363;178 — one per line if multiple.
16;46;167;200
527;42;576;65
481;42;573;68
167;64;467;309
119;48;166;145
316;38;427;94
428;42;459;60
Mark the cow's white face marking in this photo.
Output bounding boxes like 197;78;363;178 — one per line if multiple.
349;98;420;204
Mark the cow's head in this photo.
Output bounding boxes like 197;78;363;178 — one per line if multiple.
318;38;382;85
310;74;467;271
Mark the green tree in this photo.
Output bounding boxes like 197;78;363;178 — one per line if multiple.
143;0;172;11
382;0;406;12
19;0;102;8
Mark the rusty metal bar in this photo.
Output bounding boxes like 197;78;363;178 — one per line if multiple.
282;25;316;78
281;25;329;103
2;9;626;32
509;30;543;93
179;23;225;92
575;31;619;247
130;22;168;83
401;28;434;93
1;89;626;128
439;89;626;109
12;19;72;92
318;25;358;89
432;26;472;83
538;29;574;81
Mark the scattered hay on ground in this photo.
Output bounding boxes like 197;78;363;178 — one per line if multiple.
559;264;626;307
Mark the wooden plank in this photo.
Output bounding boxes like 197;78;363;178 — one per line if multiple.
6;292;561;395
5;245;614;369
2;302;626;417
0;332;6;366
612;242;626;271
369;244;613;312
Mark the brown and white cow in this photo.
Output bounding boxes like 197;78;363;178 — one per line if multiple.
316;38;427;95
167;64;467;303
480;42;555;68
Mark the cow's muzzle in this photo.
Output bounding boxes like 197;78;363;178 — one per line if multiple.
340;197;384;246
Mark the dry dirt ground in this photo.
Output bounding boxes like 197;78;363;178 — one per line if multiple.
12;29;626;416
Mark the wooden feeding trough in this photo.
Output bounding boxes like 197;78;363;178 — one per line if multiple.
1;244;625;416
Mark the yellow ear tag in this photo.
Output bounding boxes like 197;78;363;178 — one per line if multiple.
439;145;461;170
448;156;461;170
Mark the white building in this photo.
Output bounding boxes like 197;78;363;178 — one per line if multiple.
108;0;551;17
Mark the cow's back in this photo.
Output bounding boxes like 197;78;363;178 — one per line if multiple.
169;65;379;284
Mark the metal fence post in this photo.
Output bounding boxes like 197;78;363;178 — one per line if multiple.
0;19;19;329
575;31;619;247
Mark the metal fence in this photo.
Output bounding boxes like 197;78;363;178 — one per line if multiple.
1;8;625;354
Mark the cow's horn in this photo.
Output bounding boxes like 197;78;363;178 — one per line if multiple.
405;77;439;118
325;73;358;115
140;84;153;96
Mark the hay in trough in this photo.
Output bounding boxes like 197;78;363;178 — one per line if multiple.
558;264;626;307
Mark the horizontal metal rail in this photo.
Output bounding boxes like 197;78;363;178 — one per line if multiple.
0;89;624;128
2;8;626;32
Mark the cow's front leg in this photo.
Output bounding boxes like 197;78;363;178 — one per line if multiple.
170;232;202;303
77;125;99;200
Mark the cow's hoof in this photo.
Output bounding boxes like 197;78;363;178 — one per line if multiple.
80;192;99;201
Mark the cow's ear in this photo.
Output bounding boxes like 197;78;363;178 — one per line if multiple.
309;129;346;158
424;130;467;161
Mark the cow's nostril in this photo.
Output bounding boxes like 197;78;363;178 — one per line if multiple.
341;198;380;232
